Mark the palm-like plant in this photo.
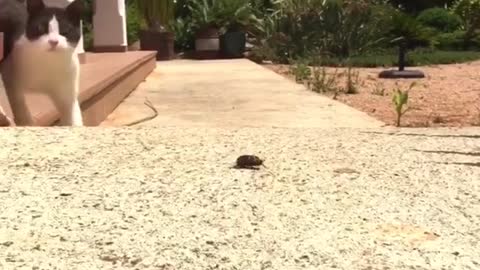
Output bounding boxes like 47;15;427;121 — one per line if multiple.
137;0;175;31
387;12;432;70
388;12;432;49
221;1;257;32
136;0;176;60
188;0;222;32
188;0;259;34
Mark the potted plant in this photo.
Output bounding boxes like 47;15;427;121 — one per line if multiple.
218;0;259;58
137;0;175;60
188;0;223;59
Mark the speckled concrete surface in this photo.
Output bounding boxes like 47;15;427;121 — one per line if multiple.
0;127;479;269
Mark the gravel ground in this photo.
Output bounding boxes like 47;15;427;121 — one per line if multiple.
0;127;479;270
265;62;480;127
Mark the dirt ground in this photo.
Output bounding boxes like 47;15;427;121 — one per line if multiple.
264;61;480;127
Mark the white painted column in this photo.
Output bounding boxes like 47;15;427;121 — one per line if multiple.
92;0;128;52
76;20;85;54
76;20;87;63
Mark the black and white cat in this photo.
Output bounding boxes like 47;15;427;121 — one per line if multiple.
0;0;84;126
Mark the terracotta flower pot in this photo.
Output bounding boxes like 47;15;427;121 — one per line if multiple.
194;26;221;60
139;29;175;61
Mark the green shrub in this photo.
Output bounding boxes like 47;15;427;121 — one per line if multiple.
249;39;279;63
188;0;257;33
409;49;480;65
82;22;93;51
214;0;260;33
81;0;93;51
319;0;380;57
435;30;466;49
175;0;191;19
392;83;413;127
388;0;457;14
452;0;480;41
137;0;175;30
257;0;328;61
249;0;480;65
126;1;142;45
344;66;360;94
251;0;392;63
308;65;339;94
170;17;195;52
289;59;311;83
417;7;462;32
316;49;480;67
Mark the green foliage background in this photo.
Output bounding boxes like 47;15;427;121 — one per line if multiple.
78;0;480;66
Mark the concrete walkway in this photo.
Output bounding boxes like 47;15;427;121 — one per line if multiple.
101;59;383;128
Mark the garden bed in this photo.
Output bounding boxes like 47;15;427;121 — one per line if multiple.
264;61;480;127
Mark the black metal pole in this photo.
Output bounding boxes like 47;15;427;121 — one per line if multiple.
398;43;406;71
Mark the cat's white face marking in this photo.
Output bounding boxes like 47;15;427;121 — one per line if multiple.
47;16;60;49
35;15;72;52
19;15;74;53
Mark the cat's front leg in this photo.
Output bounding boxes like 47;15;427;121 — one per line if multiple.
4;81;35;126
56;97;83;127
50;84;83;127
8;91;35;126
1;63;35;126
63;98;83;126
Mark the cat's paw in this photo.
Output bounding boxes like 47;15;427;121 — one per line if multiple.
71;111;84;126
58;115;83;126
60;101;83;126
0;112;13;127
68;117;83;127
72;119;84;127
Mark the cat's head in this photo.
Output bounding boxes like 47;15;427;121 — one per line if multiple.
24;0;84;53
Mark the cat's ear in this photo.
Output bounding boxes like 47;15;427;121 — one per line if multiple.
65;0;84;23
26;0;45;16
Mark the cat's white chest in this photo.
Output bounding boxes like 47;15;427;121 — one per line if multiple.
0;0;84;126
11;35;79;91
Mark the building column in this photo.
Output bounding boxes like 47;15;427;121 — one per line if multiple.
76;20;87;63
92;0;128;52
